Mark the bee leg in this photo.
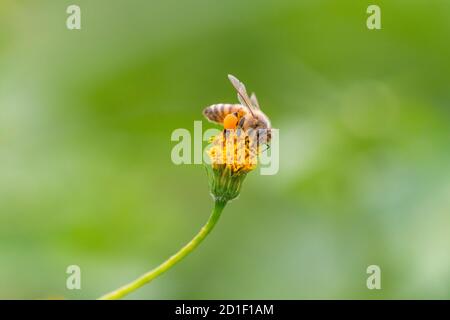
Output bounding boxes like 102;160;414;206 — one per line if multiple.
238;117;246;128
233;112;239;134
222;128;228;140
236;117;246;137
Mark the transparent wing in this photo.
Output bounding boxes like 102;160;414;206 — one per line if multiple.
227;74;255;116
250;92;260;110
237;93;246;107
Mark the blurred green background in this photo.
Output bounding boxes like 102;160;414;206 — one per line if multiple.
0;0;449;299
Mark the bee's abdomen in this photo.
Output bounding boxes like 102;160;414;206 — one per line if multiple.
203;104;242;124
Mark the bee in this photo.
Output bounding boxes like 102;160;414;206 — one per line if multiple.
203;75;272;144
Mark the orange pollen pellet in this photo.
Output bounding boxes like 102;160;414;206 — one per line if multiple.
223;114;238;129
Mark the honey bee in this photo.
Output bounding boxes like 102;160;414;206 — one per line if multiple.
203;75;272;144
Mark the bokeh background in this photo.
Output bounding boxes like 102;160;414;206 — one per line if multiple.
0;0;449;299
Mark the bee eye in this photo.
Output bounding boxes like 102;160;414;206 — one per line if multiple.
223;114;238;130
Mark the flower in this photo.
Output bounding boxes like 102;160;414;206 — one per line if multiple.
206;129;260;203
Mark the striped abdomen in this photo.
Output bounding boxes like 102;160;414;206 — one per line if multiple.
202;104;247;124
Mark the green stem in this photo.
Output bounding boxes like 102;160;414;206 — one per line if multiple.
98;200;227;300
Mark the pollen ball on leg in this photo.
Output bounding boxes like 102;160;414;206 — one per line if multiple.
223;113;238;130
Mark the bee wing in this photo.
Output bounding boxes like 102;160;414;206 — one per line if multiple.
250;92;261;110
227;74;256;117
236;93;247;108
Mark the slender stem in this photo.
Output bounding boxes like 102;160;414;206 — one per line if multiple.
99;200;227;300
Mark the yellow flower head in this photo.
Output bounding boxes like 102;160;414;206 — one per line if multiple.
206;129;261;203
208;129;260;173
